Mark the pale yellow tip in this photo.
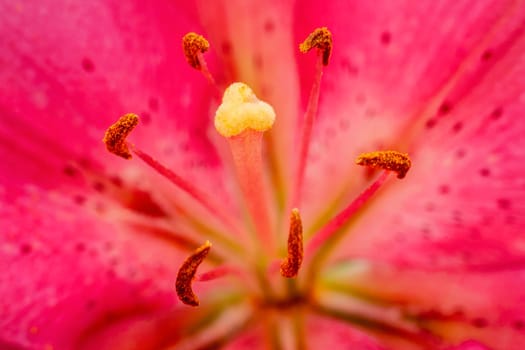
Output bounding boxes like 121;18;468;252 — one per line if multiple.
214;82;275;137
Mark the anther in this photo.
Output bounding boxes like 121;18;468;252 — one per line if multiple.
175;241;212;306
280;209;304;278
356;151;412;179
182;32;210;70
215;82;275;137
102;113;139;159
299;27;333;66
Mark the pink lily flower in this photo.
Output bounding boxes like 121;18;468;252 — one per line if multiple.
1;0;525;349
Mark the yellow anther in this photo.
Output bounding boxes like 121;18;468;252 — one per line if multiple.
182;32;210;69
299;27;333;65
214;82;275;137
356;151;412;179
175;241;212;306
103;113;139;159
280;208;304;278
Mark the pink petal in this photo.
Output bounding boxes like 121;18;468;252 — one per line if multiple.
304;315;391;350
331;34;525;270
0;0;235;209
327;262;525;349
296;0;525;270
446;340;493;350
293;0;525;222
0;188;195;348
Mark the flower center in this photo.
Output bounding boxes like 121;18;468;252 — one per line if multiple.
102;27;412;346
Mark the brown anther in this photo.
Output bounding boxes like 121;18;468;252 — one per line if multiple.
299;27;333;66
280;209;303;278
182;32;210;69
356;151;412;179
175;241;212;306
102;113;139;159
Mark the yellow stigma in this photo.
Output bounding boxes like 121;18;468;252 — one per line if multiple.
356;150;412;179
214;82;276;137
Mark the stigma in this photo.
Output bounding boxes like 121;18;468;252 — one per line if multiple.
214;82;276;137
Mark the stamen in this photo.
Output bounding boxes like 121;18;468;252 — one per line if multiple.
280;209;304;278
356;150;412;179
299;27;333;66
182;32;218;91
182;32;210;70
215;83;276;253
307;170;390;255
102;113;138;159
292;27;332;207
176;240;212;306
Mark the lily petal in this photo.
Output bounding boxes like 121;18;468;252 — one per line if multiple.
323;261;525;349
0;189;190;349
0;0;236;211
293;0;525;222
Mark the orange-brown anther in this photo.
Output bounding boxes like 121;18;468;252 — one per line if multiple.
103;113;139;159
299;27;333;65
175;241;212;306
182;32;210;69
356;151;412;179
280;209;304;278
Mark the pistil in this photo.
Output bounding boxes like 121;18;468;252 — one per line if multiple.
292;27;332;207
215;82;276;255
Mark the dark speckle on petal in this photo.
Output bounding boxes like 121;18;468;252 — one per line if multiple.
497;198;511;210
481;50;493;61
472;318;488;328
75;242;86;252
438;101;453;115
264;20;275;33
380;31;392;46
20;243;32;255
490;107;504;120
425;118;437;129
513;320;525;330
148;97;159;112
452;121;463;133
479;168;491;177
455;149;466;158
438;184;450;195
81;57;95;73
